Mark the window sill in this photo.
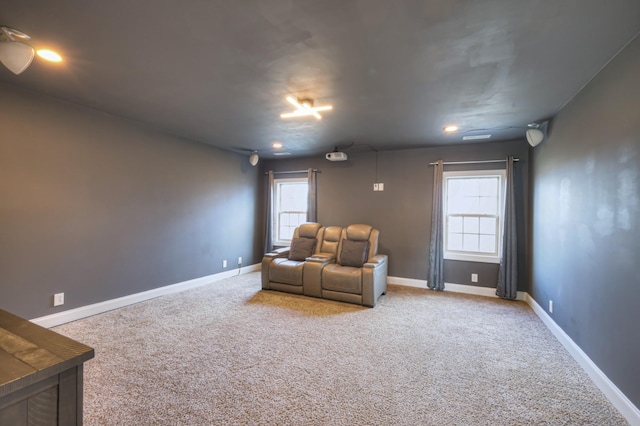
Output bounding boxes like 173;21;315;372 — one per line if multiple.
444;253;501;264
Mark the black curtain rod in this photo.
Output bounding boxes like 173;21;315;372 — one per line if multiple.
428;158;519;166
265;169;320;175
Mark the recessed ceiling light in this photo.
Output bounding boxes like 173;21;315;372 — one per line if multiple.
36;49;62;63
443;125;459;133
462;134;491;140
272;142;283;149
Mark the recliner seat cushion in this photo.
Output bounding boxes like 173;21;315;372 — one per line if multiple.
339;239;369;267
322;264;362;294
270;258;304;285
288;237;316;261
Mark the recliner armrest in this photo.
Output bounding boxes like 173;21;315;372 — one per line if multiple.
362;254;388;307
264;247;290;259
364;254;387;268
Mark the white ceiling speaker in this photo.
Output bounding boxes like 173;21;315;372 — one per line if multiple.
0;27;35;75
249;152;259;166
526;128;544;147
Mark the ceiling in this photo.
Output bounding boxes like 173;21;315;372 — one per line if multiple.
2;1;639;159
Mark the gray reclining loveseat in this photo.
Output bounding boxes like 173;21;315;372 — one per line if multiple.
261;223;388;307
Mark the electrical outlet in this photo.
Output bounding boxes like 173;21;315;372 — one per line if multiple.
471;273;478;283
238;256;242;265
373;183;379;191
378;183;384;191
222;260;227;268
549;300;554;314
53;293;64;307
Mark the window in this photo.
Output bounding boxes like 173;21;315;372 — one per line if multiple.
274;178;308;246
443;170;505;263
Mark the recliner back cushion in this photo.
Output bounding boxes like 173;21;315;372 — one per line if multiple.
298;223;322;238
346;224;372;241
319;226;342;255
367;229;379;259
339;239;370;267
288;237;316;261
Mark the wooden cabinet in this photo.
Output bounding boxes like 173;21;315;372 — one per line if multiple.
0;309;94;425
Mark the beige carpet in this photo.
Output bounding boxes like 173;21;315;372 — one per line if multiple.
54;272;627;425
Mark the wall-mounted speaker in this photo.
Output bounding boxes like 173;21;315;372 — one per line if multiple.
526;129;544;147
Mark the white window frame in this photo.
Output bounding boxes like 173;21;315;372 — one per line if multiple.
273;177;308;246
443;169;506;264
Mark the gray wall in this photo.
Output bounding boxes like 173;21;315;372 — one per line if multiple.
531;36;640;406
263;139;529;291
0;84;262;320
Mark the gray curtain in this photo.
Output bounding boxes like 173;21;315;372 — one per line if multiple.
307;168;317;222
264;170;275;254
428;160;445;291
497;156;518;299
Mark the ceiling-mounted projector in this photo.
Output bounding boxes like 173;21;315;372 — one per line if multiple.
326;151;348;161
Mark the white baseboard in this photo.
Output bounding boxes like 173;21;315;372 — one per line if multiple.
387;276;526;301
445;282;527;301
387;276;428;288
31;263;261;329
525;294;640;425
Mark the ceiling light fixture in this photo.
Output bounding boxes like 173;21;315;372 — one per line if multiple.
280;97;332;120
443;125;459;133
272;142;283;149
0;26;35;75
